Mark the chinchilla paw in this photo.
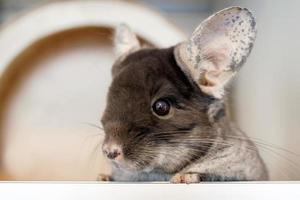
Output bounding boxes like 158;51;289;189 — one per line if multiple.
97;174;112;182
170;173;201;184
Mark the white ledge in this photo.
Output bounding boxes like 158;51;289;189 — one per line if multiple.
0;182;300;200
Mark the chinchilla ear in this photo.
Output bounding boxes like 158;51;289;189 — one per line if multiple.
174;7;257;99
114;23;141;59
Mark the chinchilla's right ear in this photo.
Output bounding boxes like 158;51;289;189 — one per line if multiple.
114;23;141;59
174;7;257;99
112;24;141;77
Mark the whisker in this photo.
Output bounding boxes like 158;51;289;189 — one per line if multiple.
253;144;298;180
224;134;300;158
145;135;300;171
149;131;300;159
83;124;300;180
86;139;103;171
80;122;104;131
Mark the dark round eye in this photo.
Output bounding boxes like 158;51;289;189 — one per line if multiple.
152;98;171;116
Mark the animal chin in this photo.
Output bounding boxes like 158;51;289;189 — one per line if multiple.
111;159;142;171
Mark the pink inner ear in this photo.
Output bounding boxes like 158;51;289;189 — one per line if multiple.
201;71;221;86
204;51;227;70
202;44;231;71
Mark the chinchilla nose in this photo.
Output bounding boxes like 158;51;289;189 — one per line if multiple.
102;143;122;160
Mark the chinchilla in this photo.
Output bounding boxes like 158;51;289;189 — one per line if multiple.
100;7;268;183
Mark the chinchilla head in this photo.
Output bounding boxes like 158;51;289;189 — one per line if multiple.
101;7;257;173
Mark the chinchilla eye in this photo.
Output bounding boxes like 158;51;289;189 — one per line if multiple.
152;98;170;116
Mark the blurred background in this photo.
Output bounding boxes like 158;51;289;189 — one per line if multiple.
0;0;299;181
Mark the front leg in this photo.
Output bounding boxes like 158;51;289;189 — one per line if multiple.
170;173;201;184
170;172;240;183
97;174;113;181
169;139;268;183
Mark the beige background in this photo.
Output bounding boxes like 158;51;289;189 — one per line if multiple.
1;28;113;180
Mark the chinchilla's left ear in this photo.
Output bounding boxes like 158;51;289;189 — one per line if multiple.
174;7;257;99
114;23;141;59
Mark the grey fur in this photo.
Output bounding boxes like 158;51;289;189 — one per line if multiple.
101;47;268;182
100;7;268;183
